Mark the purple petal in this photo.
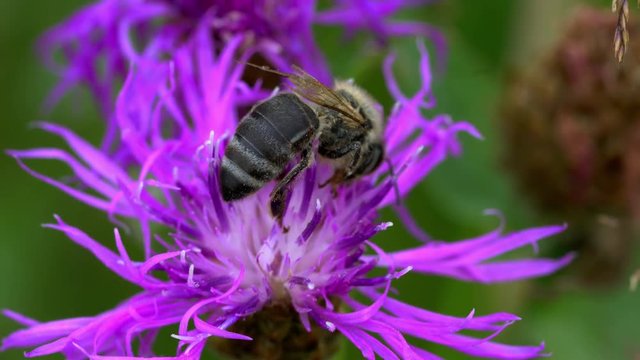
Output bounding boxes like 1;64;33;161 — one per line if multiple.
2;310;39;327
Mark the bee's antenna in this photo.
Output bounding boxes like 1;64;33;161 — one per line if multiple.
243;62;292;78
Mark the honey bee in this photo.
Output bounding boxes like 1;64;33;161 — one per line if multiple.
219;65;384;222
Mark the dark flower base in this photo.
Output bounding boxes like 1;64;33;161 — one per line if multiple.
213;301;340;360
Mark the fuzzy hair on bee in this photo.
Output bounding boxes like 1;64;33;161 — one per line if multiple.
219;64;385;225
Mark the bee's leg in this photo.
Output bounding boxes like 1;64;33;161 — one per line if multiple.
319;143;362;187
345;146;362;178
330;184;339;198
270;147;313;224
323;147;364;197
319;169;345;188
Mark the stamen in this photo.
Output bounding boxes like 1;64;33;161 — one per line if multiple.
379;222;393;230
208;130;215;148
172;166;179;182
324;321;336;332
187;264;198;287
389;265;413;279
167;61;175;90
136;181;145;198
171;334;197;341
145;179;180;190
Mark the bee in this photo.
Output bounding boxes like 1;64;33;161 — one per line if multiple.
219;65;384;222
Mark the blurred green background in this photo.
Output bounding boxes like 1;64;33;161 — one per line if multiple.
1;0;638;359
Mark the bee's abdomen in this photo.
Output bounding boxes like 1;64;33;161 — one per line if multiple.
220;93;318;201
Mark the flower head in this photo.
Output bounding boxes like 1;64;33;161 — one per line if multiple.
3;21;572;358
500;6;640;285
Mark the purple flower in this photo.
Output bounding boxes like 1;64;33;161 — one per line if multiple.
3;20;572;358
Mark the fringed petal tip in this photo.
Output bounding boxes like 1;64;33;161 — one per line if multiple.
531;342;552;359
332;290;553;360
2;310;39;327
376;219;571;284
455;121;483;140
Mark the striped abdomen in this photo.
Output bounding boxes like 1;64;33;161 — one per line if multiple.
220;93;319;201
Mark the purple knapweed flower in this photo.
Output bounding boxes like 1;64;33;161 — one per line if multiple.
41;0;445;121
3;20;572;358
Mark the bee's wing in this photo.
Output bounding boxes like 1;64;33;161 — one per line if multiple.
244;63;366;127
287;66;365;127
